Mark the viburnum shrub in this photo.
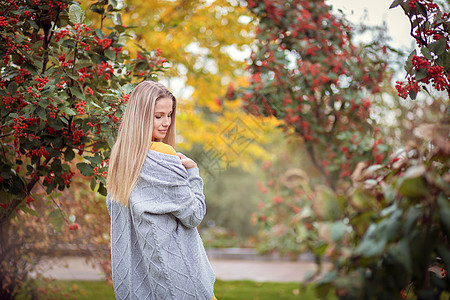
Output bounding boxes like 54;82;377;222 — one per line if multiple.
0;0;166;222
240;0;389;258
0;0;167;297
251;0;449;299
392;0;450;99
240;0;391;190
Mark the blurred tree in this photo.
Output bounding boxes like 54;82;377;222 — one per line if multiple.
93;0;282;171
253;0;449;299
241;0;391;190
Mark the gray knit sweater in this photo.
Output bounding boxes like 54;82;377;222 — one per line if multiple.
106;149;216;300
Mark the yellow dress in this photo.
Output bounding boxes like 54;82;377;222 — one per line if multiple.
149;141;218;300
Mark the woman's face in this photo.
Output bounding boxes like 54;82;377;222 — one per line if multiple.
152;97;173;141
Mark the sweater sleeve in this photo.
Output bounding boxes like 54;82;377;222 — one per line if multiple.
131;162;207;229
175;167;206;227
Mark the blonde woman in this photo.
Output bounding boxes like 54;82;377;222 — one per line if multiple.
106;81;216;299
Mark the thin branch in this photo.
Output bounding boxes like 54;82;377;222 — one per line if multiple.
304;140;332;188
37;181;71;225
41;9;61;74
405;8;427;47
0;132;13;139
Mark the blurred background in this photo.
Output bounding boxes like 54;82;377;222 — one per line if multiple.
0;0;448;299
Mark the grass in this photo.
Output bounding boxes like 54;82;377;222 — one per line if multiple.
55;280;337;300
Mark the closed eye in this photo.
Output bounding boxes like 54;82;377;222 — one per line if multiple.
155;114;172;119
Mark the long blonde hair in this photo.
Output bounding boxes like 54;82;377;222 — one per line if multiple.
107;81;177;205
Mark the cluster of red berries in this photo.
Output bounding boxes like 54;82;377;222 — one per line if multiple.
395;78;420;99
68;223;79;230
77;67;93;83
44;173;54;184
0;16;8;27
71;129;85;144
34;76;49;91
62;170;75;185
411;55;429;70
74;100;86;114
25;196;34;205
54;29;69;42
28;147;50;159
13;116;39;138
94;37;112;50
93;166;108;178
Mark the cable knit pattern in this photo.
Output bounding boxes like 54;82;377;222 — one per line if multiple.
106;149;216;300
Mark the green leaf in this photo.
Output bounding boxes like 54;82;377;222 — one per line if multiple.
10;174;25;194
69;4;85;25
98;182;107;196
49;209;64;232
90;177;97;191
404;206;420;234
421;47;432;60
104;49;116;60
7;81;18;94
314;185;343;220
115;24;127;33
69;86;86;100
121;83;136;95
115;12;122;26
22;206;40;218
380;203;397;217
351;189;376;211
64;148;75;161
398;165;429;198
399;1;410;13
415;69;428;81
430;39;446;55
355;237;387;257
95;29;105;39
316;270;338;284
85;154;103;164
34;106;46;120
330;221;348;242
76;162;94;176
437;193;450;236
60;106;76;116
408;88;417;100
404;49;416;74
388;239;412;277
417;3;428;18
389;0;402;9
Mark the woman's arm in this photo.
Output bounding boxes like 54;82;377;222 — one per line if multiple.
131;153;206;228
171;167;206;228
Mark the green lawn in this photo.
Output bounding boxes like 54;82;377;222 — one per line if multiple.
55;280;337;300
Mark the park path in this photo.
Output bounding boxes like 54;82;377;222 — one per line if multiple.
38;252;331;283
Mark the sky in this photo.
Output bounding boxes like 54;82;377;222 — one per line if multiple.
325;0;413;50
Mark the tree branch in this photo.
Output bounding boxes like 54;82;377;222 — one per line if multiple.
0;132;13;139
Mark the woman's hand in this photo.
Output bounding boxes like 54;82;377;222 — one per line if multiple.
176;152;198;169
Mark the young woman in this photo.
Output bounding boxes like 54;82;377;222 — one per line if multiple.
106;81;216;299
